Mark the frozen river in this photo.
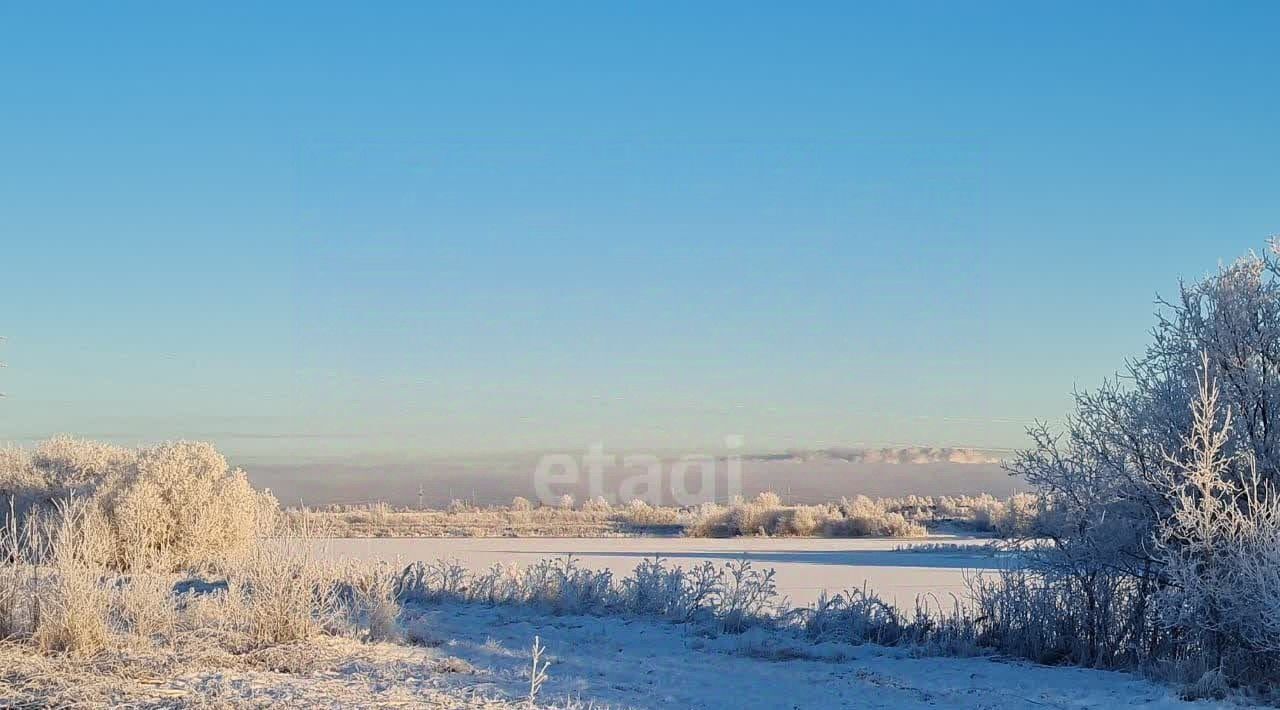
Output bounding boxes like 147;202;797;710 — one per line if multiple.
317;535;1014;606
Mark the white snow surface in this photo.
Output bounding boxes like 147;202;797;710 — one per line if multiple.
310;536;1249;708
406;601;1236;709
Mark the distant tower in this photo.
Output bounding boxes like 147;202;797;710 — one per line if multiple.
417;483;425;510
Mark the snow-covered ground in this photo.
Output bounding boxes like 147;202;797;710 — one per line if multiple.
404;601;1232;709
292;536;1249;708
0;596;1242;709
318;535;1011;606
0;535;1245;708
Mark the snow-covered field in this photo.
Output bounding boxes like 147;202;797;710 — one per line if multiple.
319;535;1012;606
291;535;1238;708
409;602;1225;709
4;597;1229;709
0;531;1246;708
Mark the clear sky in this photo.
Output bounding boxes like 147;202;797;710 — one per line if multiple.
1;2;1276;462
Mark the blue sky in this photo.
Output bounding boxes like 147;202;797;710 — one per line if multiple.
1;2;1276;461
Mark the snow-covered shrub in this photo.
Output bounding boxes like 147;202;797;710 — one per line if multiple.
1;438;277;570
511;496;534;512
620;557;720;621
446;498;471;514
685;492;927;538
0;499;185;654
226;536;341;645
917;493;1044;534
801;588;895;645
289;493;1041;539
753;491;782;508
29;437;134;497
396;554;997;655
0;447;48;512
618;497;680;526
966;566;1152;668
31;500;113;655
997;493;1043;537
786;505;820;536
397;555;784;634
1146;372;1280;687
107;441;277;569
337;561;401;642
714;560;779;633
0;508;399;678
963;494;1007;532
830;496;927;537
114;567;178;641
581;496;610;513
728;492;787;535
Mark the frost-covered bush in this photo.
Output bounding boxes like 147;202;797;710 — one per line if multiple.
715;560;779;632
800;587;905;646
787;505;820;536
226;538;341;645
963;565;1157;668
286;493;1033;538
396;554;997;652
446;499;471;515
31;500;114;655
397;555;784;633
997;493;1043;537
334;561;401;643
620;557;720;621
798;585;979;653
1147;374;1280;687
29;437;135;496
962;494;1006;532
0;502;398;659
510;496;534;512
923;493;1045;535
1;438;277;570
620;497;680;526
837;495;929;537
109;441;277;569
686;492;927;538
582;496;612;513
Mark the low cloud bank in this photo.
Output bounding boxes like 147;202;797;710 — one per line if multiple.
744;447;1006;465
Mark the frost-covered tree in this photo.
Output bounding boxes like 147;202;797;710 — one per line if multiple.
1007;242;1280;675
